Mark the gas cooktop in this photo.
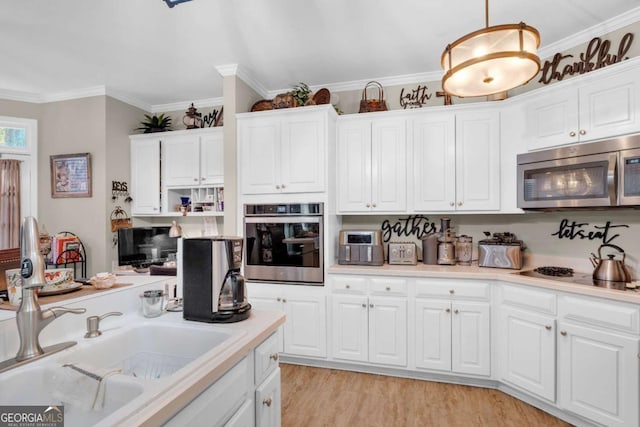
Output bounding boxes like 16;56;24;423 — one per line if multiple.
518;266;630;291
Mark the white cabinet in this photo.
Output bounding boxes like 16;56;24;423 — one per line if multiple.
525;66;640;151
498;306;556;402
337;117;407;213
130;136;160;215
330;275;407;367
413;279;491;376
247;283;327;358
255;368;281;427
410;110;500;211
162;128;224;187
238;106;335;195
557;295;640;427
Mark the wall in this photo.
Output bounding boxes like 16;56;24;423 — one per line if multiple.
341;210;640;276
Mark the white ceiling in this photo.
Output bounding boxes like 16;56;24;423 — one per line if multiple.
1;0;639;111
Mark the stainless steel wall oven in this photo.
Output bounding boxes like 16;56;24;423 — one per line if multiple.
243;203;324;285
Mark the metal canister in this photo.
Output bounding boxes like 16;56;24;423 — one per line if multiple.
456;235;473;266
422;233;439;265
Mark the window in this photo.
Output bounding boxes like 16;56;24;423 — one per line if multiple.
0;126;27;149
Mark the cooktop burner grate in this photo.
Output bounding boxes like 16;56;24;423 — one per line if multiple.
534;266;574;277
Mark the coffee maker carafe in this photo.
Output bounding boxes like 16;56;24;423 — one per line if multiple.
182;237;251;323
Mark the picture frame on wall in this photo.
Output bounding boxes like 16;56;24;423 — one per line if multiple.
50;152;92;198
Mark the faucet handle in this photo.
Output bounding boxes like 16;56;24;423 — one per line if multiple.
49;306;87;318
84;312;122;339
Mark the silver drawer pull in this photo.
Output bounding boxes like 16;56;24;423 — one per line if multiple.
269;353;279;361
263;398;272;407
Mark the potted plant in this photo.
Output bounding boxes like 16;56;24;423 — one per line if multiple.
289;82;312;106
136;113;172;133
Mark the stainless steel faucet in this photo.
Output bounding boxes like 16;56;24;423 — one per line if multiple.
14;217;86;362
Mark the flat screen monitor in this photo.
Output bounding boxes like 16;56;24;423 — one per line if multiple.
117;226;177;267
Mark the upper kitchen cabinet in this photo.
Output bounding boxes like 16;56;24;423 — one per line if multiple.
162;128;224;187
130;136;161;215
525;63;640;151
410;110;500;212
237;105;337;195
337;115;407;213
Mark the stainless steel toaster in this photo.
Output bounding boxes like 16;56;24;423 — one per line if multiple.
388;242;417;265
478;232;525;270
338;230;384;266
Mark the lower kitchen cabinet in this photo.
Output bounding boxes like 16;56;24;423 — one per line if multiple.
255;368;281;427
247;283;327;358
224;399;254;427
331;294;407;366
498;306;556;402
557;321;639;427
415;299;490;376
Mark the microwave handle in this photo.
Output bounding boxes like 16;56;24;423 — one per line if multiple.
607;153;617;205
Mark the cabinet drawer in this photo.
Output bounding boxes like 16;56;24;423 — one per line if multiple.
414;279;490;300
254;332;280;385
369;277;407;296
499;284;557;315
165;356;249;427
559;295;640;335
331;276;367;294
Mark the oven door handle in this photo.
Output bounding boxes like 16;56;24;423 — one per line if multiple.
244;216;322;224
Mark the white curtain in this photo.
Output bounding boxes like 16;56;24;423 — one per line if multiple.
0;159;21;249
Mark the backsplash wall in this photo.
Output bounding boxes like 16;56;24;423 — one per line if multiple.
340;210;640;274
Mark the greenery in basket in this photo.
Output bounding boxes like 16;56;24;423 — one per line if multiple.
136;113;172;133
289;82;312;106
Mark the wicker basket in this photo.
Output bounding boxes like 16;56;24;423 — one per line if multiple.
359;81;388;113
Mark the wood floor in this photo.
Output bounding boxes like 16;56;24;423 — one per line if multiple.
280;364;572;427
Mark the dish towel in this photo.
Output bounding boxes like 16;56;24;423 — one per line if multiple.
47;363;122;411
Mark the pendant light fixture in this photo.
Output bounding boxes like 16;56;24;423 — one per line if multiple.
441;0;540;98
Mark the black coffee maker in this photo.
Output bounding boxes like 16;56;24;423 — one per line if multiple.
182;237;251;323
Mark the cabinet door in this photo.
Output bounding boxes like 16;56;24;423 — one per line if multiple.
337;120;372;212
239;118;281;194
411;113;456;211
369;296;407;366
371;118;407;212
331;294;368;362
255;368;281;427
280;113;325;193
200;131;224;185
162;135;200;186
130;138;160;214
579;67;640;142
283;294;326;358
525;85;579;151
498;307;556;402
247;292;285;354
451;301;491;376
455;111;500;211
558;322;639;427
224;399;254;427
414;299;451;372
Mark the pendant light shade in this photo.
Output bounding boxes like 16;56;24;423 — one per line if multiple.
441;1;540;97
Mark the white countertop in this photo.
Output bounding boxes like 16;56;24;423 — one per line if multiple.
328;263;640;305
0;277;285;426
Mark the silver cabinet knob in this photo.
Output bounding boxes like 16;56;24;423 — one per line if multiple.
346;284;350;289
372;203;377;208
282;298;287;303
369;303;374;308
263;398;272;407
545;325;552;330
270;353;279;361
569;131;577;137
275;185;281;189
277;297;281;302
445;308;451;313
449;289;455;294
366;203;371;208
193;178;199;182
281;184;286;189
201;177;205;181
560;331;567;336
457;201;463;206
579;129;586;135
362;303;367;308
450;201;455;206
454;309;459;314
385;286;390;291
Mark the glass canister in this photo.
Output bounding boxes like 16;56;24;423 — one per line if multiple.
456;235;473;266
140;289;167;318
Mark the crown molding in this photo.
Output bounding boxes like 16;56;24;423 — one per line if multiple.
105;88;151;112
151;96;224;113
39;85;107;103
538;6;640;60
0;88;42;103
215;63;269;99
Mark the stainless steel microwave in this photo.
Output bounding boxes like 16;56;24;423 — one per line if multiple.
517;133;640;209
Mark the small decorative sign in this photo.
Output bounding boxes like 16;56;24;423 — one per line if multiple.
551;219;629;245
50;153;92;198
399;84;433;109
538;32;634;85
202;107;224;128
381;215;438;242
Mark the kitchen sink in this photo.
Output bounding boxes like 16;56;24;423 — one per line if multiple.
66;321;236;379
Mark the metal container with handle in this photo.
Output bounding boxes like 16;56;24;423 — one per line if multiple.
591;244;633;284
